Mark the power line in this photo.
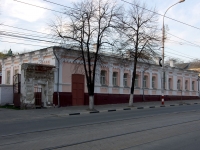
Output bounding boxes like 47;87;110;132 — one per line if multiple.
12;0;200;46
0;32;60;44
166;32;200;48
13;0;65;14
121;0;200;31
166;40;200;48
1;30;53;41
43;0;76;10
1;24;53;36
156;48;197;60
165;47;198;59
5;0;200;61
0;40;51;47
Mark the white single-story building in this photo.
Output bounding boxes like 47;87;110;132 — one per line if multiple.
0;46;199;107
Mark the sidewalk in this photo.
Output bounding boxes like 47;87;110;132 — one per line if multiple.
0;99;199;122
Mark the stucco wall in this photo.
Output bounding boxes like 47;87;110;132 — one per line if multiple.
0;85;13;105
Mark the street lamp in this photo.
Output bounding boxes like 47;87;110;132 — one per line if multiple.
161;0;185;105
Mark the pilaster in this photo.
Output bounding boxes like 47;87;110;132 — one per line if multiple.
119;67;124;94
149;70;152;95
173;72;177;95
108;63;113;93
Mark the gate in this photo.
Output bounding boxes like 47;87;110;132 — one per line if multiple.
13;74;21;107
34;86;42;107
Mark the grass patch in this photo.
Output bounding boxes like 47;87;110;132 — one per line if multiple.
0;105;20;110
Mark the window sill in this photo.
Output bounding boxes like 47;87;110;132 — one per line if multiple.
113;86;119;88
124;86;130;88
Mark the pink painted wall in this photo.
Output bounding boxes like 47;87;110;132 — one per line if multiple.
134;89;140;94
112;88;119;94
101;87;108;93
152;90;156;95
123;88;130;94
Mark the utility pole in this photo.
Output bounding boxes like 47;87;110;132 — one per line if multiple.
161;0;185;105
197;76;200;97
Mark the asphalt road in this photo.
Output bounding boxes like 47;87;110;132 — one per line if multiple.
0;104;200;150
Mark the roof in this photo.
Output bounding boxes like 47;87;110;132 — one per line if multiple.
175;63;190;69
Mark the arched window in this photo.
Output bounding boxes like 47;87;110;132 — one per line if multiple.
192;81;195;91
143;76;147;88
135;75;139;87
152;76;156;89
177;79;181;90
123;73;128;87
100;70;106;85
185;80;188;90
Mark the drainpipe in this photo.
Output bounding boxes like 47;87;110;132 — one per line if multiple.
53;47;60;107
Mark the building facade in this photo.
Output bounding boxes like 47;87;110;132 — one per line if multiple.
0;46;199;107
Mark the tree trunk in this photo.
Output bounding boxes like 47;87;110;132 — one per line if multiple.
88;82;95;110
129;94;134;106
89;95;94;110
129;58;137;107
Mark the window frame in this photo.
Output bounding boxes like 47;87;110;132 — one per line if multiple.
185;80;188;90
177;79;181;90
192;81;195;91
168;78;171;90
100;70;106;85
112;72;118;86
123;73;128;87
143;76;147;88
152;76;156;89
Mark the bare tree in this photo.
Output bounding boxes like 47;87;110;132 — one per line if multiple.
117;0;160;106
49;0;122;110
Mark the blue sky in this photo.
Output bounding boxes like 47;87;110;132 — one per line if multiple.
0;0;200;62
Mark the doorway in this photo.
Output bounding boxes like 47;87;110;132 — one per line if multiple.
72;74;84;106
34;86;42;107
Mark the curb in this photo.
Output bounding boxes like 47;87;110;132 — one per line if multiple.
55;102;199;117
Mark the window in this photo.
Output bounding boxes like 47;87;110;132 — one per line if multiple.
168;78;171;90
14;69;19;75
6;70;10;84
143;76;147;88
192;81;195;91
112;72;118;86
100;70;106;85
177;79;181;90
135;75;139;87
152;76;156;89
123;73;128;87
185;80;188;90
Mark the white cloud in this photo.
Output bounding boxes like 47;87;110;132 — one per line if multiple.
2;0;51;22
